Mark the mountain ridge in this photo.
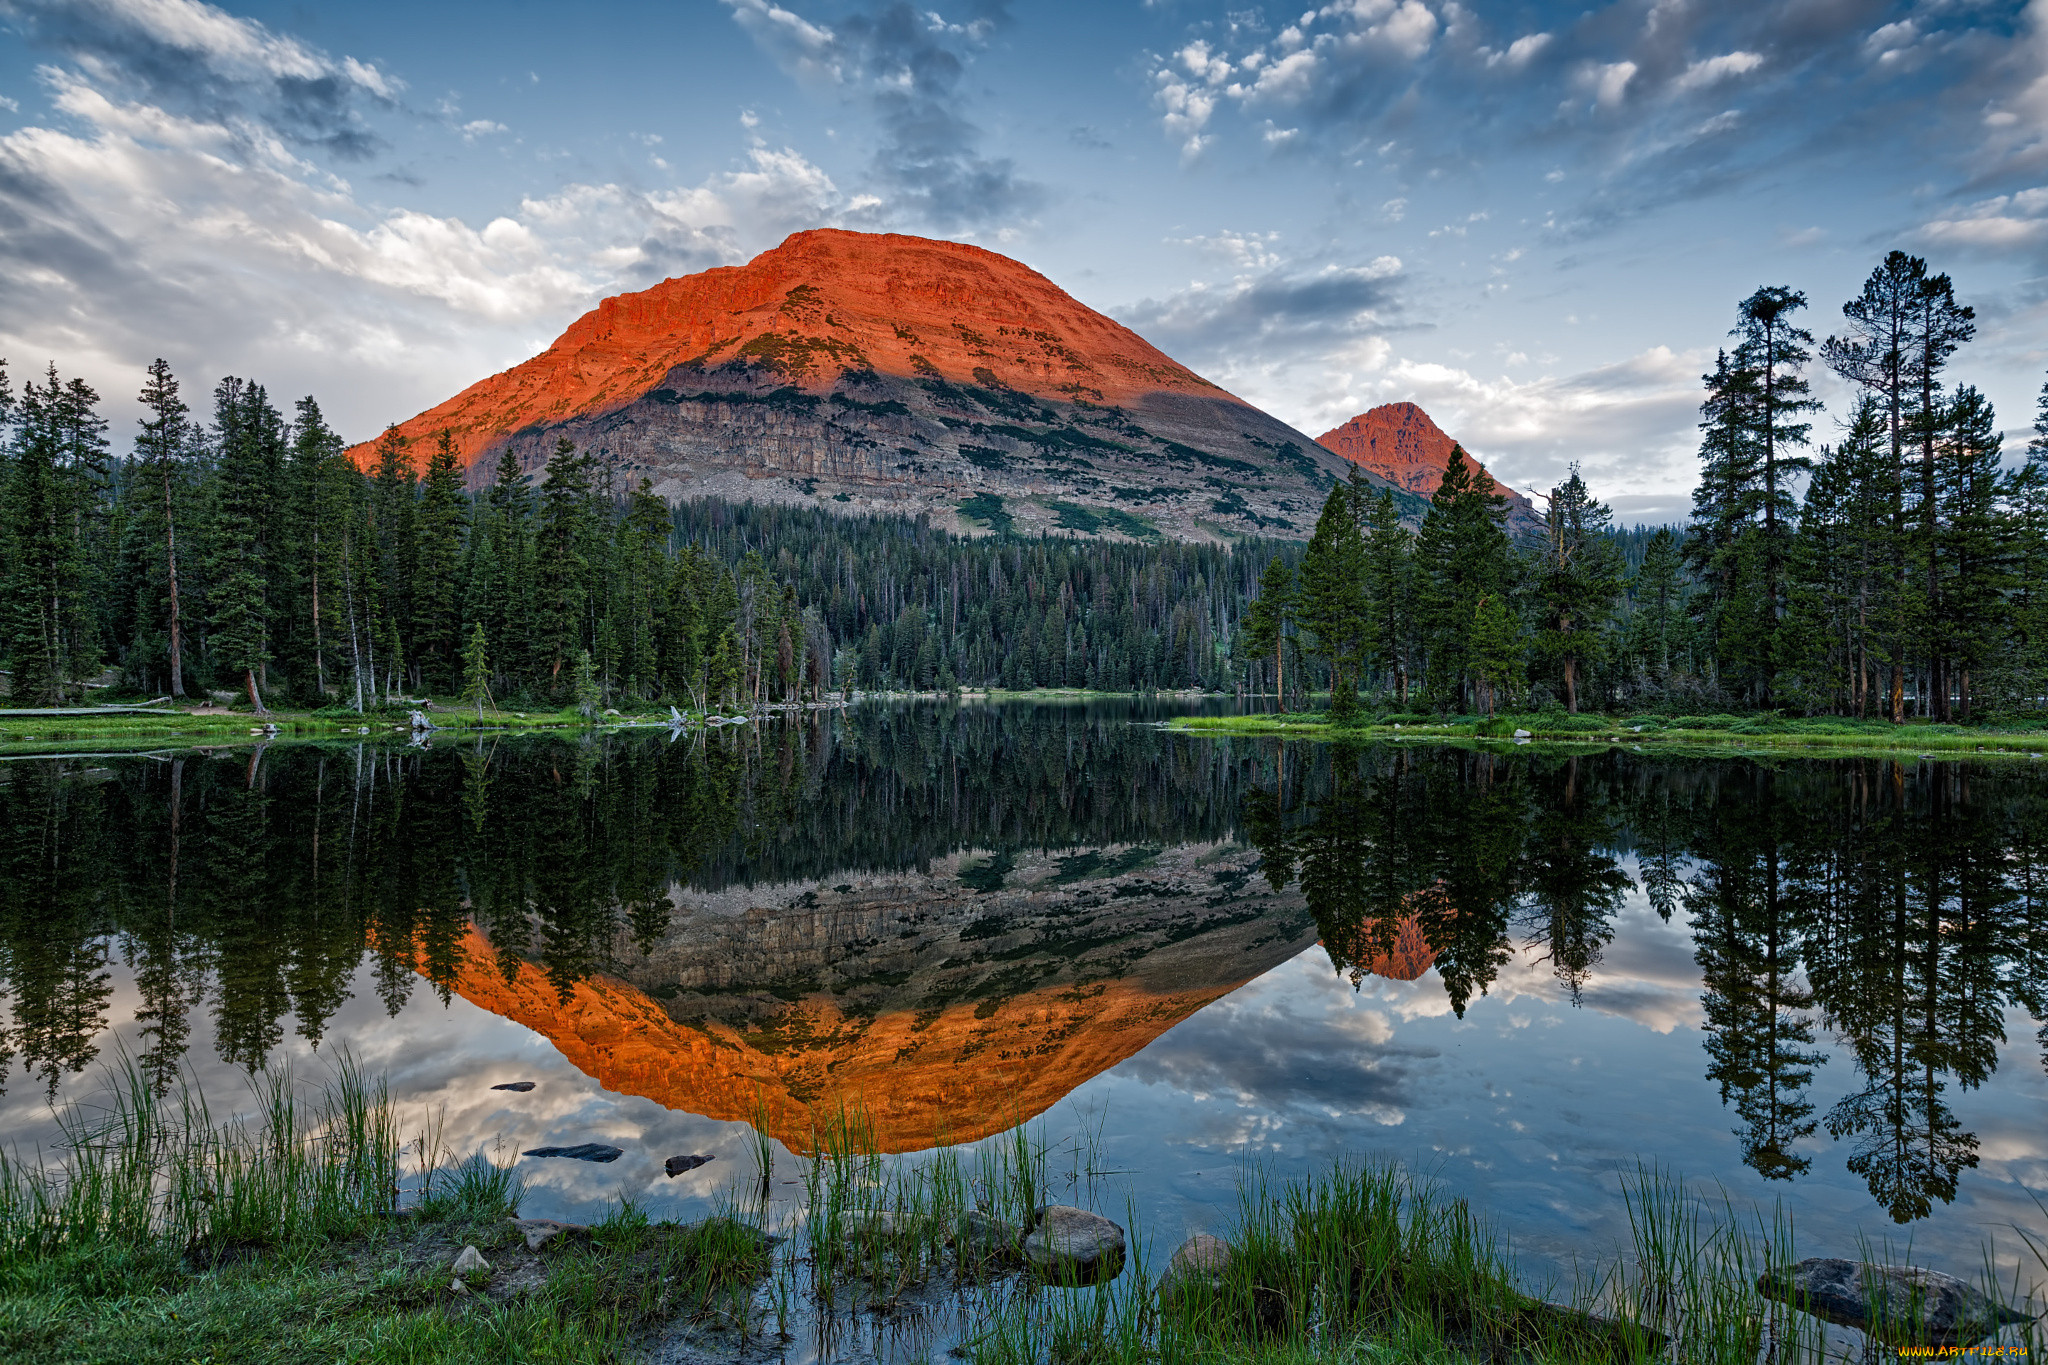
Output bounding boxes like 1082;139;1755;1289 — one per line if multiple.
349;229;1420;542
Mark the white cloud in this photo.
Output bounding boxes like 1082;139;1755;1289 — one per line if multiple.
1483;32;1550;69
1584;60;1638;108
1917;186;2048;252
459;119;507;142
1671;51;1763;94
0;95;18;113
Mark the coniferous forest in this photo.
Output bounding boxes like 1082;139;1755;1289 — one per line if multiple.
0;359;1274;710
2;249;2044;719
1267;251;2048;721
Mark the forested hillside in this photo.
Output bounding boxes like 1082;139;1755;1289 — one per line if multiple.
0;358;1282;709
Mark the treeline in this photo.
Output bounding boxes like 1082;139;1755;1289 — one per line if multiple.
0;359;1283;710
1259;251;2048;719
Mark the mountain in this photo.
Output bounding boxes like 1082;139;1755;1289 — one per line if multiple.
412;841;1319;1153
1315;402;1543;537
350;229;1396;543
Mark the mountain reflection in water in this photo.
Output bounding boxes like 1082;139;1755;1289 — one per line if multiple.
2;705;2045;1227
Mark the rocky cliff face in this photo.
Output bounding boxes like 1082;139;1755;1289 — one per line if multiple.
351;230;1390;543
1315;402;1543;538
425;841;1322;1152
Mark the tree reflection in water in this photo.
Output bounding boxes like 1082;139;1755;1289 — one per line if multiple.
1236;743;2048;1223
4;719;2047;1223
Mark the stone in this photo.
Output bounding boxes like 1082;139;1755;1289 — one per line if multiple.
1157;1233;1230;1305
664;1153;715;1177
449;1277;468;1295
1513;728;1531;739
452;1245;491;1276
522;1143;623;1163
509;1217;590;1251
840;1209;898;1242
951;1210;1021;1263
1022;1204;1125;1285
1756;1258;2037;1347
491;1081;536;1093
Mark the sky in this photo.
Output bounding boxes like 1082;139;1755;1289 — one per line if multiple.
3;0;2047;522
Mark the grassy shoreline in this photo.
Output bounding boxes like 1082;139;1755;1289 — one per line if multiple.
7;1061;2041;1364
1168;710;2048;759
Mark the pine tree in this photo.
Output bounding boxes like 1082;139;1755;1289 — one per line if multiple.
285;397;350;701
533;438;593;690
1295;485;1368;718
1469;592;1523;716
1905;268;1977;718
2008;374;2048;706
1413;445;1510;711
6;372;78;706
1732;285;1819;689
207;378;282;711
1242;556;1296;711
1937;386;2002;718
1625;528;1686;694
412;430;467;691
461;621;493;716
134;360;192;698
1361;488;1412;704
1825;252;1933;721
1536;467;1623;713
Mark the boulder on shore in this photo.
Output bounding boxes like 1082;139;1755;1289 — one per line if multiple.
1756;1258;2037;1347
1023;1205;1125;1284
508;1217;589;1252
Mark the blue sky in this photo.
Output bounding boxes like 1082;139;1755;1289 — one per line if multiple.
3;0;2045;520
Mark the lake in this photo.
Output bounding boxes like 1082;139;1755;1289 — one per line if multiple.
3;699;2045;1294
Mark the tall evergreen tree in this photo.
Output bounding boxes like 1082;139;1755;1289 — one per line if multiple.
1295;486;1369;717
1413;445;1510;711
533;437;594;689
133;360;192;698
412;430;467;691
207;379;282;711
1535;467;1623;713
1361;488;1413;703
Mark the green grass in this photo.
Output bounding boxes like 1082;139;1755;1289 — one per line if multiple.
1172;710;2048;758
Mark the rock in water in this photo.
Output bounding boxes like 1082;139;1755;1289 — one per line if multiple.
1756;1258;2037;1347
452;1245;491;1275
522;1143;624;1163
1023;1205;1125;1284
490;1081;536;1093
509;1217;589;1251
663;1153;715;1177
952;1210;1022;1263
1157;1234;1231;1306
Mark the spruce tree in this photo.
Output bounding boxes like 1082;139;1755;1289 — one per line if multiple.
1536;467;1623;713
412;430;467;691
1469;592;1523;716
461;621;493;717
6;372;77;705
1824;252;1932;721
533;438;593;691
1296;485;1368;717
1413;445;1510;711
207;379;282;711
1361;488;1412;704
1732;285;1819;689
1625;529;1686;694
134;360;192;698
1242;556;1296;712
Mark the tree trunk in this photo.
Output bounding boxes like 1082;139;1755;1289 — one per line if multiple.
246;667;267;715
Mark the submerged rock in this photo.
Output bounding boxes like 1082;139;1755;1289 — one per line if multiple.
664;1153;715;1177
1157;1234;1230;1303
1756;1258;2037;1347
951;1210;1021;1263
1023;1205;1125;1284
490;1081;536;1093
509;1217;590;1251
522;1143;624;1163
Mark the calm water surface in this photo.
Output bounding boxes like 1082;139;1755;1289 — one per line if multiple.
3;699;2045;1287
